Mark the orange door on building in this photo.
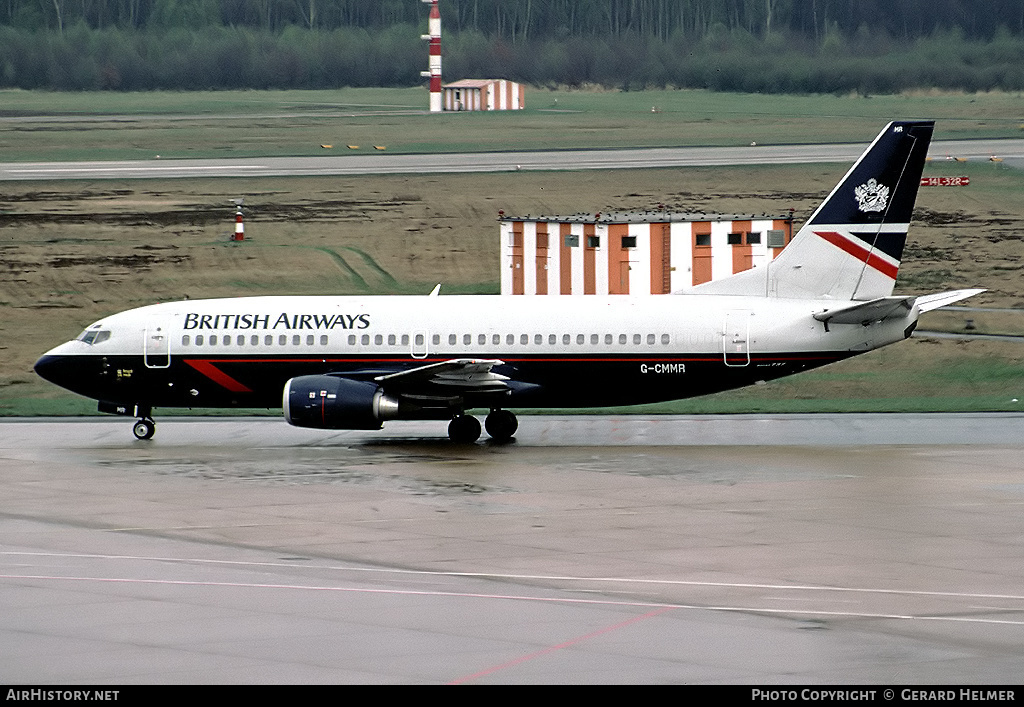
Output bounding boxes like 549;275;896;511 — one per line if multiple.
510;222;524;294
692;222;713;286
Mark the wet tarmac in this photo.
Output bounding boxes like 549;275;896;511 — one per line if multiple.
3;414;1024;684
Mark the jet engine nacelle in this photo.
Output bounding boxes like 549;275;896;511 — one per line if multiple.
283;375;399;430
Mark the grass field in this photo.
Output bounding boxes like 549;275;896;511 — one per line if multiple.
2;87;1023;162
2;88;1023;417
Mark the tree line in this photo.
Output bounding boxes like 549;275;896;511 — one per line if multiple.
2;0;1023;92
5;0;1023;39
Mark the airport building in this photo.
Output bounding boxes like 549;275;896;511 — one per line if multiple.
442;79;525;111
499;212;793;296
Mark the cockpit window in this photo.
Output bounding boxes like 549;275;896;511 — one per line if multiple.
77;329;111;345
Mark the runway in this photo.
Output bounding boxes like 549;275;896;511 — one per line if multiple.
2;139;1023;180
3;415;1024;683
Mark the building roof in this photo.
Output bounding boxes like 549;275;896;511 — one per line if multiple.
443;79;517;89
498;211;792;224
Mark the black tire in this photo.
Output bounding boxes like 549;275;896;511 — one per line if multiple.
485;409;518;441
133;419;155;440
448;415;481;443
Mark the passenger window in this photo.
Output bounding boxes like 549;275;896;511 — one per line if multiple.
251;335;259;346
576;334;585;344
449;334;457;345
590;334;598;345
348;335;356;345
196;335;204;346
293;335;301;346
562;334;570;345
388;334;397;345
265;335;273;346
321;335;328;346
361;334;370;345
402;335;409;346
416;334;424;346
492;334;500;346
647;334;655;345
534;334;542;345
432;334;440;345
548;334;556;345
520;334;528;345
464;334;472;345
237;335;245;346
618;334;626;344
478;334;486;345
506;334;514;345
661;334;670;345
307;335;315;346
279;335;287;345
374;334;383;345
633;334;642;345
209;335;217;345
181;335;190;346
604;334;612;345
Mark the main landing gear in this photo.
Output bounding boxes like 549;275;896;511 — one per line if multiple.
448;409;519;444
132;417;156;440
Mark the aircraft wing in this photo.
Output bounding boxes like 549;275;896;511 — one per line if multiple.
813;297;915;326
373;358;510;394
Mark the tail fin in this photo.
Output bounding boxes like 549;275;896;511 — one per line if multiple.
694;121;934;301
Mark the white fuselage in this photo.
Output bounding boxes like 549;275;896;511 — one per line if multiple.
37;292;917;412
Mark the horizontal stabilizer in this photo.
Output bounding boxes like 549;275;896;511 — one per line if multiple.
813;297;914;326
916;288;986;313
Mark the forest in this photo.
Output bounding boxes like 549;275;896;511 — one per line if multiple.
2;0;1023;92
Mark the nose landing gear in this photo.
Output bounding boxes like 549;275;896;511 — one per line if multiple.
132;417;156;440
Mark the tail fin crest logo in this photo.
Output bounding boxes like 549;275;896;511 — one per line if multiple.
855;178;890;213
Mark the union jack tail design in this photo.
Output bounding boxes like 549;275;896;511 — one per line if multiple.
694;121;934;301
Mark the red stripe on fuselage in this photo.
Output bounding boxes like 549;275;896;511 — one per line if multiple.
184;359;253;393
815;230;899;279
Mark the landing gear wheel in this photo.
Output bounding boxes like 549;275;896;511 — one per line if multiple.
133;418;155;440
448;414;481;444
485;409;518;441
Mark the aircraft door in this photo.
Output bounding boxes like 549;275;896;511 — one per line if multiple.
723;310;751;367
144;325;171;368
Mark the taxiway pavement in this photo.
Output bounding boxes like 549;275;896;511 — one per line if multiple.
2;139;1022;180
3;414;1024;683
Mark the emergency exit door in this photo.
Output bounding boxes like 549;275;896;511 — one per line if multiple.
723;311;751;367
144;326;170;368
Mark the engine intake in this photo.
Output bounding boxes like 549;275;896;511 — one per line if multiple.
283;375;399;430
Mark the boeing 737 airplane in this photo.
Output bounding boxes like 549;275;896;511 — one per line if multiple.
35;121;982;442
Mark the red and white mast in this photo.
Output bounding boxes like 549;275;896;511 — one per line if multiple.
420;0;442;113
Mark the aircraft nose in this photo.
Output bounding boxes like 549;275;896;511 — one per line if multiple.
33;353;66;387
34;348;87;394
